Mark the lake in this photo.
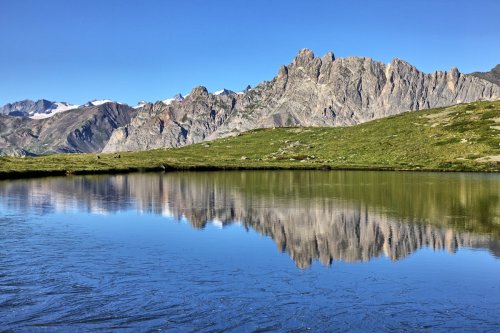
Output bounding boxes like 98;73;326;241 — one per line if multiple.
0;171;499;332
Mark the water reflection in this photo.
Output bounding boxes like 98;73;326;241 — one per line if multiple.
0;171;499;267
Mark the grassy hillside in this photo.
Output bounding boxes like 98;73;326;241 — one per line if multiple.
0;100;499;178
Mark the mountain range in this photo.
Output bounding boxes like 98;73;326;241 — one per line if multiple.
0;103;136;156
1;48;499;156
0;99;79;118
470;64;500;86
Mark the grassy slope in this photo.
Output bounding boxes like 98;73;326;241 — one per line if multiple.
0;100;499;178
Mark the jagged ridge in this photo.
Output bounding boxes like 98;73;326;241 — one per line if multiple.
0;103;137;155
104;48;500;152
470;64;500;86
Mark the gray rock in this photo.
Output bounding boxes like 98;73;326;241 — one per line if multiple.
0;103;137;156
104;49;500;152
103;86;238;152
470;64;500;86
0;99;56;116
2;49;499;155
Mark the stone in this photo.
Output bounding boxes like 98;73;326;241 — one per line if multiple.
104;49;499;153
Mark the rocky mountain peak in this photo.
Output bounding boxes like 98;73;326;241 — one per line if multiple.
173;93;184;101
389;58;417;71
0;101;137;155
213;89;235;96
1;99;62;117
287;49;336;73
493;64;500;72
277;64;288;78
292;48;316;66
470;64;500;86
384;58;420;81
161;93;185;105
102;49;499;153
189;86;209;98
2;48;499;156
288;48;323;82
448;67;460;82
321;51;335;63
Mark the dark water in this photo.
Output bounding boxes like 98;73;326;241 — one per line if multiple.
0;171;499;332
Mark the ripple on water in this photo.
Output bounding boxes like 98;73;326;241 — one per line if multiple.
1;171;499;332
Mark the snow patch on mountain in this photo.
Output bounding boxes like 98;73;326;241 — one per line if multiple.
30;102;80;119
133;101;148;109
84;99;117;107
213;89;235;96
162;94;185;105
161;98;175;105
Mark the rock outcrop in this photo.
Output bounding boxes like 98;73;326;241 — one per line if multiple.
1;49;499;155
104;49;500;152
103;86;238;152
470;64;500;86
0;102;137;155
0;99;57;116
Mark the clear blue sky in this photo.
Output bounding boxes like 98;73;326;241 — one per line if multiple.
1;0;499;106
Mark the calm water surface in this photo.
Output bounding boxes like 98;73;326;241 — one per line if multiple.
0;171;499;332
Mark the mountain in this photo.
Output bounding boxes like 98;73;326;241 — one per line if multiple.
103;87;237;152
213;89;236;96
470;64;500;86
0;102;137;156
0;99;127;119
0;99;79;118
133;101;148;109
2;49;499;155
103;49;500;152
5;99;497;176
0;99;54;116
161;94;185;105
82;99;122;107
30;102;81;119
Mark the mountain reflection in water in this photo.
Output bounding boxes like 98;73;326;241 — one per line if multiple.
1;171;499;268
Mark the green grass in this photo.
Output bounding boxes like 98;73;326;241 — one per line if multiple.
1;100;499;178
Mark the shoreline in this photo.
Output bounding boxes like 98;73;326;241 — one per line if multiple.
1;100;499;180
0;162;498;181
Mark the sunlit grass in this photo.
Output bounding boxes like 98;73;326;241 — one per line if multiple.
1;100;499;178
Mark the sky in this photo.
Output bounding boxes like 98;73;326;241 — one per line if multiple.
0;0;499;106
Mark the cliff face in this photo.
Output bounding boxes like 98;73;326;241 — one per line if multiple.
470;64;500;86
104;49;500;152
0;103;137;155
1;49;498;155
0;99;56;116
103;87;237;152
